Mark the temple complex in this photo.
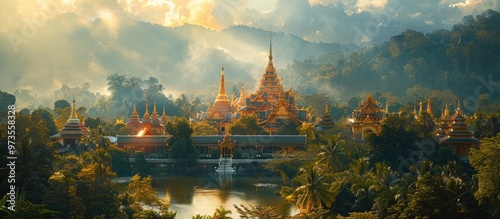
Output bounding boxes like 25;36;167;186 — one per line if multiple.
126;100;167;135
350;95;387;140
51;98;88;148
200;34;311;134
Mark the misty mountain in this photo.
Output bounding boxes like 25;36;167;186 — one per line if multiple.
0;12;344;96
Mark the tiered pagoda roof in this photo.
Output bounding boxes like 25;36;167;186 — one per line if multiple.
439;99;480;156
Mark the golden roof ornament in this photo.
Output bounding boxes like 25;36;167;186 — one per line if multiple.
70;97;78;119
456;98;463;116
444;102;450;116
144;99;150;118
427;99;432;115
132;104;138;117
152;102;158;117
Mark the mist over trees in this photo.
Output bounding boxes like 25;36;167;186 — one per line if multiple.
282;9;500;115
4;10;500;126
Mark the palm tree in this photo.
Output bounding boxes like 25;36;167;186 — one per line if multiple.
373;162;398;189
347;158;378;212
233;204;281;219
212;206;232;219
288;163;339;213
5;113;55;203
316;135;348;173
15;140;53;203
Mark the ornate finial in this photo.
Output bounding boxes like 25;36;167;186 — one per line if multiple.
70;96;78;119
413;105;417;115
385;101;389;113
216;66;227;99
456;98;463;116
240;83;245;97
419;101;423;115
325;102;330;116
427;99;432;115
152;102;158;118
162;105;167;117
444;102;450;116
269;27;273;62
144;99;150;118
132;104;138;116
265;28;276;73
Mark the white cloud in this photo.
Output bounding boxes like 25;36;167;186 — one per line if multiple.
411;12;422;17
356;0;388;12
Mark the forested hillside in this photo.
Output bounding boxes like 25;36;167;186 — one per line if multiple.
283;9;500;115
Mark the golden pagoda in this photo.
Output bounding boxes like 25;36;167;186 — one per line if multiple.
233;32;309;134
317;102;334;130
426;99;433;116
439;99;480;156
199;33;309;134
204;67;234;132
437;102;453;138
50;98;87;149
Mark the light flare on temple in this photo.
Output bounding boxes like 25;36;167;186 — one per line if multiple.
137;128;147;136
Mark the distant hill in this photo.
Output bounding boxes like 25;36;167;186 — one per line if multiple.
0;12;344;97
282;9;500;114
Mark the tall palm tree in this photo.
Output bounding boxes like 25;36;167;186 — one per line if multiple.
347;158;378;212
288;163;339;213
316;135;348;173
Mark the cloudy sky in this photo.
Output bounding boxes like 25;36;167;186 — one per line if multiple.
2;0;497;42
0;0;498;96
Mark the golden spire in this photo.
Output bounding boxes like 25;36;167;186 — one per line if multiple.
269;30;273;62
427;99;432;115
69;97;78;119
265;30;276;73
385;101;389;113
240;83;246;98
70;97;78;119
215;66;229;103
413;105;417;115
324;102;330;116
444;102;450;116
144;99;150;118
152;102;158;117
132;104;138;117
419;101;423;115
456;98;463;116
162;106;167;118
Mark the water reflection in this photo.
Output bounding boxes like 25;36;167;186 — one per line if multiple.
152;174;298;218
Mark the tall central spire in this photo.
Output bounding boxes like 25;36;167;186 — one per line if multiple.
269;31;273;62
70;97;78;120
265;30;276;73
215;66;229;103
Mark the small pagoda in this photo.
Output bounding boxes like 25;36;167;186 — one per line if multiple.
439;99;480;156
317;102;334;130
51;98;87;149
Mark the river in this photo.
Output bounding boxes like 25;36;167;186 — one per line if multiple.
151;174;299;218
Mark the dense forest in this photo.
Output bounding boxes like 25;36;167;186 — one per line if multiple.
283;9;500;115
1;9;500;219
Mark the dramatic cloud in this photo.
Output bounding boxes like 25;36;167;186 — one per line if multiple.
0;0;498;96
